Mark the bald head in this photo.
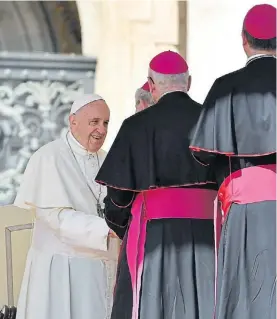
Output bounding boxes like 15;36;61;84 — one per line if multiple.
69;97;110;152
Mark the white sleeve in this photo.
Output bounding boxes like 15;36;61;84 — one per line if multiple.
37;207;110;251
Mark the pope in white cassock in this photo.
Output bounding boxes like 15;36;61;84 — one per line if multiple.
13;94;118;319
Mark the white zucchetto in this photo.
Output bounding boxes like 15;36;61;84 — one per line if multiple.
70;94;104;114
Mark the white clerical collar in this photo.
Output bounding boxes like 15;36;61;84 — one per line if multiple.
65;130;96;157
246;53;276;66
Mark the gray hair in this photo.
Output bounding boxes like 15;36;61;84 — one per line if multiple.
135;88;154;105
148;69;190;95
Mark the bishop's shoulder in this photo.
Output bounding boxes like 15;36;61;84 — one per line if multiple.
216;65;245;85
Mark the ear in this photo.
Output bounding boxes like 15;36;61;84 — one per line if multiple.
187;75;192;92
69;114;77;127
142;100;148;110
148;79;155;95
241;31;247;46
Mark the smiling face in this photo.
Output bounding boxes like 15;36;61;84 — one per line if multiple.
69;100;110;152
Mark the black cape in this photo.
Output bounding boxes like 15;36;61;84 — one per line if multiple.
96;91;216;190
96;92;217;319
190;56;276;319
190;56;276;164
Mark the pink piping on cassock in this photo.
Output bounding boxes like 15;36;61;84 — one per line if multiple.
213;164;277;318
126;188;217;319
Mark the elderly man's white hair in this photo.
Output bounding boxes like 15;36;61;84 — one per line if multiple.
135;88;154;105
148;69;190;95
70;94;104;114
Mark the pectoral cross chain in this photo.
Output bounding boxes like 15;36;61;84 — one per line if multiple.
97;203;104;218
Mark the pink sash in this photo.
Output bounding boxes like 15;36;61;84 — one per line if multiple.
127;187;217;319
214;164;277;317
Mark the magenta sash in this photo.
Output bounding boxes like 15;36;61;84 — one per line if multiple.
213;164;277;317
215;164;277;258
127;187;217;319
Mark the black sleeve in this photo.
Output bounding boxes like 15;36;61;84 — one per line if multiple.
189;79;220;165
103;187;134;240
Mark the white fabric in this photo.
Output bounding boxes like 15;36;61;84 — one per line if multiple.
37;207;110;252
18;251;116;319
70;94;104;114
14;131;107;210
14;131;117;319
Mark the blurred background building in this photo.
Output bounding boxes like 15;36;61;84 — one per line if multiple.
0;0;275;308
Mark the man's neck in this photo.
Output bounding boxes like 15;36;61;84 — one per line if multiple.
247;49;276;59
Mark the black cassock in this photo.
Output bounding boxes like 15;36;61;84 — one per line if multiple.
190;56;276;319
96;91;218;319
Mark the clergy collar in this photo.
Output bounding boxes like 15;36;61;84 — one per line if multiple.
65;130;97;157
246;53;276;66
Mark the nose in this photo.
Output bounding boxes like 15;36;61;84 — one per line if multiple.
97;124;107;135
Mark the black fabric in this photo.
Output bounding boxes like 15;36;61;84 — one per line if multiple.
111;218;215;319
190;57;276;164
188;56;276;318
215;201;276;319
214;156;276;318
140;218;215;319
97;92;218;318
0;306;16;319
104;205;129;240
111;232;133;319
103;182;218;239
96;91;217;190
103;188;132;239
214;154;276;185
103;183;217;239
107;183;217;319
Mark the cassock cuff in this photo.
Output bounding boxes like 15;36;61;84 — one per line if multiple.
110;196;134;208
